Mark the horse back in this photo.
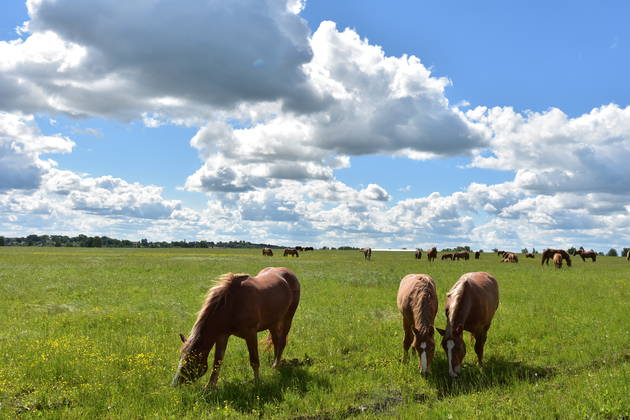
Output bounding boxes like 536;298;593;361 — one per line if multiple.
397;274;438;326
449;272;499;334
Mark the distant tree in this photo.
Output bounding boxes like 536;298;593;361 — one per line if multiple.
568;247;577;255
492;248;498;253
521;248;529;254
0;236;4;246
532;248;536;254
606;248;618;257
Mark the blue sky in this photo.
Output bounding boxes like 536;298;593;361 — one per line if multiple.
1;0;629;251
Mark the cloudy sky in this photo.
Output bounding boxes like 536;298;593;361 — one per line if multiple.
1;0;629;250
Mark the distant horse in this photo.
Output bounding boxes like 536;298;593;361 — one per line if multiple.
427;247;438;262
415;249;422;260
172;267;300;387
437;272;499;377
397;274;438;374
541;249;572;267
474;251;480;260
627;250;630;261
525;253;535;258
553;253;563;269
501;253;518;263
262;248;273;257
304;247;314;251
441;253;453;260
295;246;304;251
576;249;597;262
454;251;470;261
283;248;299;257
360;248;372;261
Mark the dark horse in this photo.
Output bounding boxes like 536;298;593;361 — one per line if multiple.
437;272;499;377
576;249;597;262
397;274;438;374
415;249;422;260
453;251;470;261
474;251;481;259
541;249;572;267
283;248;299;257
262;248;273;257
441;253;453;260
427;247;437;262
172;267;300;387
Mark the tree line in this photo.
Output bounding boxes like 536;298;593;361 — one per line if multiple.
0;234;283;249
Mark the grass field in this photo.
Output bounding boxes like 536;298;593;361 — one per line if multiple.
0;247;629;419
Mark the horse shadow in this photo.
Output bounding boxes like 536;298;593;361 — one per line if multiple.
199;357;330;413
427;356;555;399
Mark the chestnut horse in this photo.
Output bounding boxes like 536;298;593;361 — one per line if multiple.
397;274;438;374
262;248;273;257
553;253;563;269
415;249;422;260
172;267;300;387
576;249;597;262
437;272;499;377
360;248;372;260
541;249;571;267
454;251;470;261
427;247;437;262
501;253;518;263
283;248;299;257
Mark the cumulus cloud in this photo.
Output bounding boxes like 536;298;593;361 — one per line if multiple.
0;112;73;191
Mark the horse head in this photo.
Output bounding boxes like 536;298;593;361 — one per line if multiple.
172;334;210;386
437;325;466;377
413;327;435;374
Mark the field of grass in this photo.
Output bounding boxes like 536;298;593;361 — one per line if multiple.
0;247;629;419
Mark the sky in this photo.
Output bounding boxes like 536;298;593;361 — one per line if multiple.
1;0;629;251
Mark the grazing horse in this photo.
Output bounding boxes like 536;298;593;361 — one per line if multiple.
553;253;563;269
454;251;470;261
262;248;273;257
441;253;453;260
283;248;299;257
525;253;535;258
474;251;480;260
437;272;499;377
576;249;597;262
500;253;518;263
541;249;572;267
295;246;304;251
397;274;438;374
360;248;372;261
427;247;438;262
415;249;422;260
172;267;300;387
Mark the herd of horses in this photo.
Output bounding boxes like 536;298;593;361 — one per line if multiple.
173;267;498;387
171;246;628;387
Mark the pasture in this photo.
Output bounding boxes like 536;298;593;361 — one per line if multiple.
0;247;628;419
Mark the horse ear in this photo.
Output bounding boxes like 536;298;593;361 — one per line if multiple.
436;328;446;336
179;333;187;343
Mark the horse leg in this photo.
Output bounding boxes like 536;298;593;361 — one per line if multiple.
474;330;488;366
207;335;229;387
244;331;260;381
269;326;287;368
402;321;413;363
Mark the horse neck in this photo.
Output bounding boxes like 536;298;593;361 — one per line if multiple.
446;288;471;333
414;292;434;334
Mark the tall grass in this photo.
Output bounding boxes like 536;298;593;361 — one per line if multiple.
0;247;628;418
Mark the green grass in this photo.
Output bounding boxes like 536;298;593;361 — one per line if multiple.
0;247;629;419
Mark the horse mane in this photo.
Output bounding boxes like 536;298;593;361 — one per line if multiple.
445;279;468;334
413;283;435;336
182;272;250;351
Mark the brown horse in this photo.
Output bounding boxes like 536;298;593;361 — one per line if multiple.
283;248;299;257
415;249;422;260
172;267;300;387
553;253;563;269
437;272;499;377
454;251;470;261
360;248;372;260
525;253;535;258
474;251;480;259
541;249;572;267
427;247;437;262
397;274;438;374
441;253;453;260
576;249;597;262
500;253;518;263
262;248;273;257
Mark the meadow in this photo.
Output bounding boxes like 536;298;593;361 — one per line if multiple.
0;247;628;419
